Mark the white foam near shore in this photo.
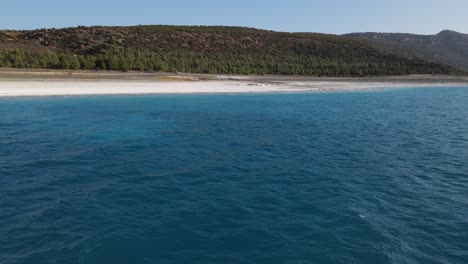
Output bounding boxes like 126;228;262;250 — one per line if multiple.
0;80;466;97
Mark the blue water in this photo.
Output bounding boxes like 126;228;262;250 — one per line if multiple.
1;88;468;264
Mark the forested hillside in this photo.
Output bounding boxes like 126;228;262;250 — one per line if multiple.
0;25;460;76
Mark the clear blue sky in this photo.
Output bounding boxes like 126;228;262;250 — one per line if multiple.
1;0;467;34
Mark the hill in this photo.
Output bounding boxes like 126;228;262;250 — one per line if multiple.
345;30;468;71
0;25;460;76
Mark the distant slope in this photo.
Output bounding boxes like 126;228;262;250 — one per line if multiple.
345;30;468;71
0;25;460;76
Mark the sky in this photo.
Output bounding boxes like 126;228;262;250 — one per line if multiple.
1;0;467;34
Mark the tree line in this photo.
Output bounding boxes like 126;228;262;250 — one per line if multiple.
0;46;454;76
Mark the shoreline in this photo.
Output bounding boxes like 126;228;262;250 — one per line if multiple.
1;69;468;97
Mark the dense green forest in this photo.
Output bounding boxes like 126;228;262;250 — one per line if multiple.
0;25;461;76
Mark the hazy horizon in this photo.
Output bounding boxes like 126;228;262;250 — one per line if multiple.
2;0;467;35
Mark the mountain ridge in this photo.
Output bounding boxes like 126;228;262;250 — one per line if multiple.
0;25;464;76
345;30;468;71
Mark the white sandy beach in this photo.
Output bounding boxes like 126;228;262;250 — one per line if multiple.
1;79;467;97
1;80;299;96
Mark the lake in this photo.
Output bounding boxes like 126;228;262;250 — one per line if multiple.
1;88;467;264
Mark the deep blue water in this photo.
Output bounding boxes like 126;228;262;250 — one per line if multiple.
1;88;468;264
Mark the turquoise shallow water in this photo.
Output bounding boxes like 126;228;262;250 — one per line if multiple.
1;88;468;264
